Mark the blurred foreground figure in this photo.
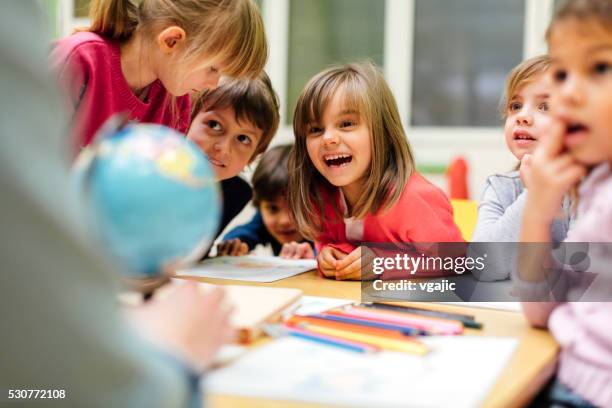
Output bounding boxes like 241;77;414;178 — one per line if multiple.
0;3;232;407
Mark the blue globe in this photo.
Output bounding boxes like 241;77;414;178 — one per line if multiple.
74;122;220;278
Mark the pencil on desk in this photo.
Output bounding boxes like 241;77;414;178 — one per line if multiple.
299;323;430;355
287;315;424;339
327;307;463;335
362;303;483;329
302;313;426;336
277;324;380;354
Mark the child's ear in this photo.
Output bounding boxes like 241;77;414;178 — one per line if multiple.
157;26;187;54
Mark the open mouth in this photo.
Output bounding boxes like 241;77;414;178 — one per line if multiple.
324;153;353;167
514;131;536;142
567;122;588;135
208;157;226;167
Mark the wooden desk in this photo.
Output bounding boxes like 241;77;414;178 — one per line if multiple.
183;272;559;408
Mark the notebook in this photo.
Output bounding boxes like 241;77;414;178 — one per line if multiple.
175;255;317;283
179;282;303;343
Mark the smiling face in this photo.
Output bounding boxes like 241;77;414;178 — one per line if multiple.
187;106;262;180
548;19;612;165
260;196;303;244
503;73;552;160
305;89;372;208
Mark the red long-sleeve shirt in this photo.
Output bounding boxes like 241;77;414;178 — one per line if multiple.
50;32;190;153
315;172;465;277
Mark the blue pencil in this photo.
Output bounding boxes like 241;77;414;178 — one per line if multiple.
284;325;379;353
309;313;427;336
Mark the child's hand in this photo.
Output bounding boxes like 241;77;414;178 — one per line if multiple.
317;246;347;278
279;241;315;259
334;246;376;281
127;283;234;371
519;154;533;188
216;239;249;256
526;121;586;223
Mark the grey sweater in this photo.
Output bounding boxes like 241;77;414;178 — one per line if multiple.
469;171;573;281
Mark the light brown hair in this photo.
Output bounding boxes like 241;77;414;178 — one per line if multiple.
84;0;268;79
190;71;280;162
288;61;415;240
548;0;612;40
500;55;551;119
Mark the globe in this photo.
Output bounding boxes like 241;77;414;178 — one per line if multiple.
74;121;220;278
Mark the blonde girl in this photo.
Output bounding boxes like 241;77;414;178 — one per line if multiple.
51;0;267;152
288;61;463;281
471;56;573;281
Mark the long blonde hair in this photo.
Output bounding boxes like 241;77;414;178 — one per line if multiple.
84;0;267;80
288;61;415;240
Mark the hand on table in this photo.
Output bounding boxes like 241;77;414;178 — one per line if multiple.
127;282;234;371
216;238;249;257
279;241;315;259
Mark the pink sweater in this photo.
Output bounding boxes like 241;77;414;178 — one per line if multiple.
522;162;612;407
50;32;190;152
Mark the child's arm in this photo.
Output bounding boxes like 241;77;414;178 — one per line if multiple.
518;122;585;326
469;176;527;281
217;210;266;256
519;122;585;274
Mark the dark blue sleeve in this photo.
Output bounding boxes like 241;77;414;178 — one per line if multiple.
223;210;274;250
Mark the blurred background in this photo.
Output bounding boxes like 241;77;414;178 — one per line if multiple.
42;0;564;199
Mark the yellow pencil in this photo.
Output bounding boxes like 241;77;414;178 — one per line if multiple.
303;324;429;355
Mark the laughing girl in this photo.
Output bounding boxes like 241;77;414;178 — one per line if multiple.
288;62;463;281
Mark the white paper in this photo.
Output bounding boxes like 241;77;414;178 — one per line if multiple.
206;336;518;408
176;255;316;283
291;295;355;316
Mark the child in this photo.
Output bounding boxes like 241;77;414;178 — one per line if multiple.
187;72;280;251
519;1;612;406
218;144;315;259
471;56;573;281
288;62;464;281
51;0;267;152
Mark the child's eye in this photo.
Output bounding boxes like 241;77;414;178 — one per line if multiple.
307;125;323;135
237;134;252;145
538;101;549;112
553;69;567;83
593;62;612;75
339;120;356;128
206;120;222;132
509;102;522;112
210;66;219;73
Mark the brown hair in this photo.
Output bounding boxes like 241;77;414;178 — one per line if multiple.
251;144;293;207
500;55;551;119
190;71;280;162
548;0;612;39
84;0;267;79
288;61;415;240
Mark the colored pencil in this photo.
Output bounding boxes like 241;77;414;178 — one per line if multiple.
362;303;483;329
303;313;426;336
327;307;463;334
280;324;380;353
287;315;424;339
301;323;429;355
